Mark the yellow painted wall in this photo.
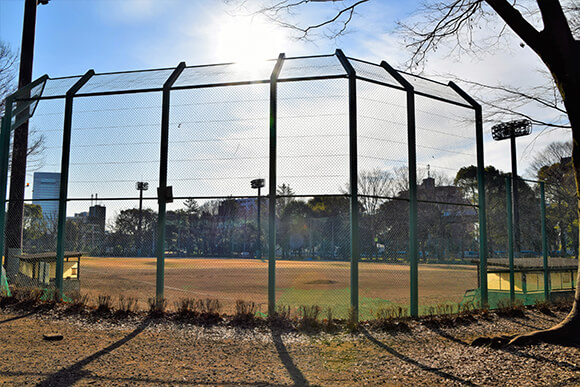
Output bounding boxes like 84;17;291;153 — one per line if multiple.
19;261;78;280
488;272;523;292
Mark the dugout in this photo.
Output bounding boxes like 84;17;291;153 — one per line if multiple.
15;251;82;293
469;258;577;307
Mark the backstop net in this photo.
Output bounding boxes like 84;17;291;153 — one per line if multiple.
1;51;489;318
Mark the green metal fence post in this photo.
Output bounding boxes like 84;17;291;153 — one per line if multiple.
156;62;186;306
336;49;360;321
267;54;285;317
0;106;14;267
506;176;515;303
540;182;549;301
448;82;488;308
380;60;417;317
55;70;94;299
1;75;47;277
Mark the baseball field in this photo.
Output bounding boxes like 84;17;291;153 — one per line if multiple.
78;257;478;319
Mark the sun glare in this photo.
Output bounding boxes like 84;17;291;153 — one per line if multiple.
214;15;285;68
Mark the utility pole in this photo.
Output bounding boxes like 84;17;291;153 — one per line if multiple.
5;0;49;276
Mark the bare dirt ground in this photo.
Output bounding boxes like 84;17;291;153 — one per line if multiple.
79;257;477;316
0;304;579;386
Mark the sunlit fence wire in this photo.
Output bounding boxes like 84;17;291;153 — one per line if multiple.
2;51;572;319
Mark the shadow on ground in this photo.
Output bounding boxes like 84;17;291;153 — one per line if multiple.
271;328;310;386
360;327;479;387
36;319;151;387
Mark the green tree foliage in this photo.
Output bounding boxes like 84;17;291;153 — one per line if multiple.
533;143;578;257
276;183;295;217
307;195;350;260
110;208;157;256
183;198;200;215
455;165;541;256
278;200;312;259
378;174;476;261
22;204;45;240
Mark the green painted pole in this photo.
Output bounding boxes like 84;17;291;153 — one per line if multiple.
55;70;94;299
0;105;14;267
268;54;285;317
406;87;418;318
448;82;487;308
540;182;549;301
0;75;47;276
506;176;515;303
380;60;417;317
156;62;185;306
257;186;261;260
336;49;360;321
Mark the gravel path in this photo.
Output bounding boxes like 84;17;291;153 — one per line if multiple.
0;307;579;386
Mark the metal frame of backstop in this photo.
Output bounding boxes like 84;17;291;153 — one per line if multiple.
0;50;487;320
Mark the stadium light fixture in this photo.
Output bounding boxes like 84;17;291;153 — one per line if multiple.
136;181;149;256
491;119;532;255
251;179;265;259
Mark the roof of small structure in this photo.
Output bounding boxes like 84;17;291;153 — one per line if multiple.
16;252;83;263
473;258;578;271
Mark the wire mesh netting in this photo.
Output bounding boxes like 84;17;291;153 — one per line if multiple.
414;95;479;312
356;77;409;317
4;52;573;319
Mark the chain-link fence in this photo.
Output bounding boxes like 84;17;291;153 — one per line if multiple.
483;176;579;309
4;51;573;319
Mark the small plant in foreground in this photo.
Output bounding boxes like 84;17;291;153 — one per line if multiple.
196;298;221;315
346;307;359;333
298;305;321;330
495;299;525;318
459;301;476;313
534;299;554;316
116;295;138;315
65;291;90;313
375;305;408;320
148;297;167;316
322;307;339;332
69;291;90;307
373;305;411;331
235;299;257;316
96;295;112;313
275;304;291;320
231;300;259;325
175;298;197;316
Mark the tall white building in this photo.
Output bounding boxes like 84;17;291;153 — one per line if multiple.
32;172;61;221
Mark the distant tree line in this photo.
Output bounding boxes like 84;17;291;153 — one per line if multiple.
21;143;578;260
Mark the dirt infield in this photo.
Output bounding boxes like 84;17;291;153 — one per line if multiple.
78;257;478;318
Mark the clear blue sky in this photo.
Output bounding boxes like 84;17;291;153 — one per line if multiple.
0;0;573;215
0;0;411;77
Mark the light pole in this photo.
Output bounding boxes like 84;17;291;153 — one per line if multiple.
491;119;532;256
251;178;265;259
5;0;49;276
136;181;149;256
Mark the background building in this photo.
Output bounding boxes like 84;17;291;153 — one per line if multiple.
32;172;60;222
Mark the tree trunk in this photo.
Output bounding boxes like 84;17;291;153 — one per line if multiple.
509;71;580;345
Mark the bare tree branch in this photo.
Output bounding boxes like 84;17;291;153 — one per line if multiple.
0;41;17;116
399;1;488;68
229;0;370;40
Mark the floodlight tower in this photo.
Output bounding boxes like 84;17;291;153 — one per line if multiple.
491;119;532;256
136;181;149;256
251;178;265;259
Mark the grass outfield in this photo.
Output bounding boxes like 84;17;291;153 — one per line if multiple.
78;257;478;319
